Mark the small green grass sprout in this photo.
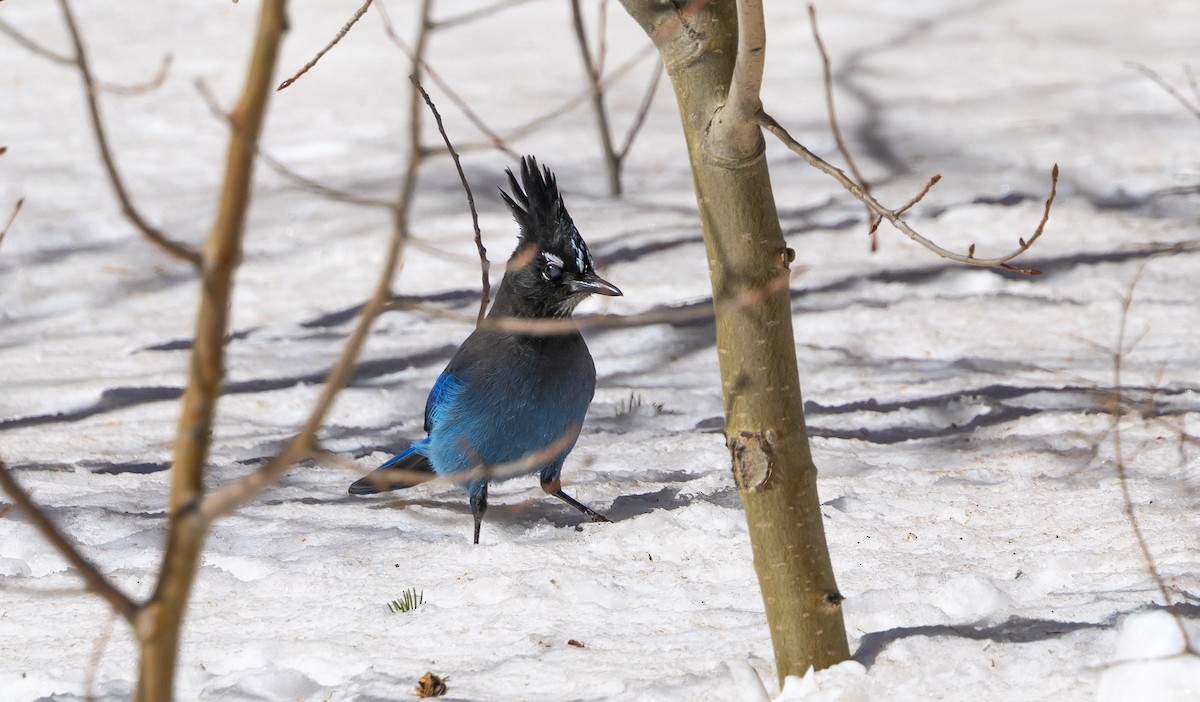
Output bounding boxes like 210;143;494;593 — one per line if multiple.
387;587;424;613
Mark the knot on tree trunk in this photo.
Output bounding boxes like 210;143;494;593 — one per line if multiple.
728;430;775;491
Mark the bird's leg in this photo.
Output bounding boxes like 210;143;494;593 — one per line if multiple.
470;482;488;545
541;477;611;523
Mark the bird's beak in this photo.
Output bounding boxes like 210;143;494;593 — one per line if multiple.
570;272;623;297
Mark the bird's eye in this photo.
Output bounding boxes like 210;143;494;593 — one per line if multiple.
544;263;563;281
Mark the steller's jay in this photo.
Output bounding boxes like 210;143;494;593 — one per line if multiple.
349;156;621;544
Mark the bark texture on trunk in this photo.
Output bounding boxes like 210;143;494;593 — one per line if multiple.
619;0;850;680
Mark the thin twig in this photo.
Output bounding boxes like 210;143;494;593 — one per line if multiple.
453;45;657;153
1185;65;1200;107
595;0;610;79
0;197;22;253
196;79;396;209
570;0;622;195
278;0;374;91
55;0;202;267
99;54;173;96
808;4;876;249
0;17;74;64
0;462;139;622
759;110;1057;275
1129;62;1200;122
870;173;941;235
411;78;491;326
85;612;118;702
0;18;173;95
894;173;941;217
396;0;658;159
1110;265;1197;655
432;0;537;29
618;59;662;161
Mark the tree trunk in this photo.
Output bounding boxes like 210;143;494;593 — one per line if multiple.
618;0;850;680
138;1;288;698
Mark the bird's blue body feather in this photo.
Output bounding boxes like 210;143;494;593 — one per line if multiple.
349;156;620;542
424;330;595;499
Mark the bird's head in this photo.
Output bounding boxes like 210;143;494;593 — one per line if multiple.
498;156;622;318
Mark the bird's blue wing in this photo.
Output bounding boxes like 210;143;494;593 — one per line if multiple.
424;371;464;433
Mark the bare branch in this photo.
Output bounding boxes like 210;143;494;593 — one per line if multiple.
726;0;765;124
808;4;877;249
595;0;610;78
453;45;657;153
618;59;663;161
1130;62;1200;122
0;16;74;64
55;0;202;267
870;173;942;234
99;54;173;96
1110;265;1197;654
411;78;490;326
376;0;520;160
196;79;396;209
0;462;139;622
0;17;173;96
759;110;1057;275
570;0;622;195
807;5;867;190
894;173;941;217
432;0;537;29
1186;65;1200;107
278;0;373;91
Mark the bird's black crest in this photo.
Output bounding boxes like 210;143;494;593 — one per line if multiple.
499;156;594;274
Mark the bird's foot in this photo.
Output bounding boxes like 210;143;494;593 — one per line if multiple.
551;489;611;523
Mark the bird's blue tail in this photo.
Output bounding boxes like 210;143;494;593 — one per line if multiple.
348;444;435;495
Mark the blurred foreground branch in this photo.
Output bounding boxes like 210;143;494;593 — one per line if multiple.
0;461;138;622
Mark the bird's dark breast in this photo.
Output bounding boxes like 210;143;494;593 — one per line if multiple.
457;330;595;469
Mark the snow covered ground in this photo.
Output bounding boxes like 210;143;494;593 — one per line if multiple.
2;0;1199;699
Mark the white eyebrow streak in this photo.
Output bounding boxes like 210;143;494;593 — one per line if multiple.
542;251;564;267
572;233;589;272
